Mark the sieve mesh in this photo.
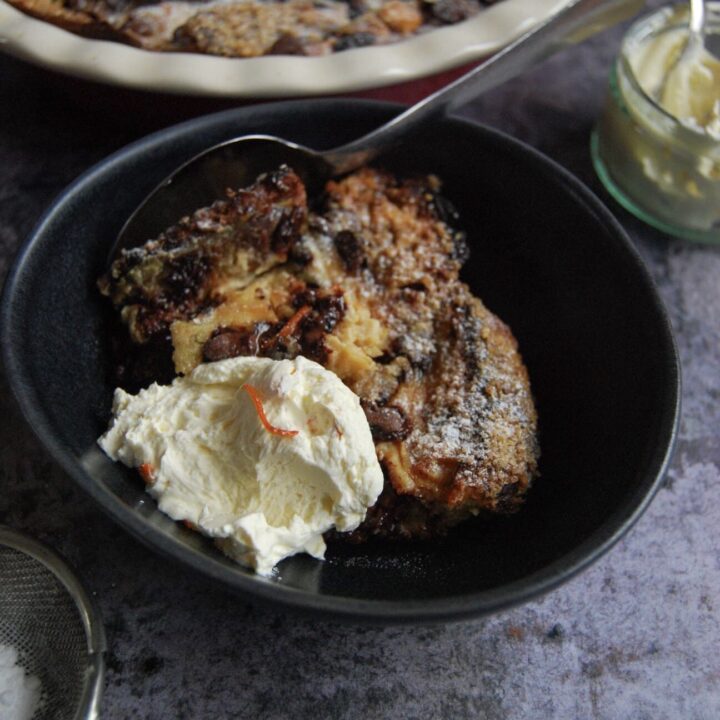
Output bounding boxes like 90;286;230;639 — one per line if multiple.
0;533;104;720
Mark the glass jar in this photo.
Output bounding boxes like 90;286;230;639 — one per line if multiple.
592;3;720;243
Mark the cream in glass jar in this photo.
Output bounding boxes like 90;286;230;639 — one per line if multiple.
592;3;720;243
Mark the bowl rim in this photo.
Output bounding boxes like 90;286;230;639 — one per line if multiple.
0;0;569;97
0;99;681;623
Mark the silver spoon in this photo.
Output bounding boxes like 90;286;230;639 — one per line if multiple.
654;0;720;130
688;0;707;54
656;0;707;102
114;0;644;257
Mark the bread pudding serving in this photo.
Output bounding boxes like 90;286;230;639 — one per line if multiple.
98;164;538;556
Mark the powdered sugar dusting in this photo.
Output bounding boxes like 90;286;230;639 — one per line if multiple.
0;644;42;720
321;168;539;515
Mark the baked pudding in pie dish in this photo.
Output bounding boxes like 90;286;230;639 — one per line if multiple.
5;0;511;57
0;0;569;96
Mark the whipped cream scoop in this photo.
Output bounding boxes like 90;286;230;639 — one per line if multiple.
99;356;384;575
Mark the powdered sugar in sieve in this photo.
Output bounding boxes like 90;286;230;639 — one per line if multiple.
0;527;105;720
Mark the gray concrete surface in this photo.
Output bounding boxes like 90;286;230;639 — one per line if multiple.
1;1;718;717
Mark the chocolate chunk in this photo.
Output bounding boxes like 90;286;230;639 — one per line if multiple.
400;282;428;292
288;240;313;266
429;0;476;23
202;327;251;362
333;32;376;52
334;229;364;273
314;294;345;332
202;323;274;362
267;34;306;55
162;253;212;301
292;286;318;308
361;401;412;441
271;206;305;253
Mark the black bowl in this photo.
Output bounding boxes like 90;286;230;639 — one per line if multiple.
1;100;680;623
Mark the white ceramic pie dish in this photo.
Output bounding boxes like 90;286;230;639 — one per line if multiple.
0;0;568;97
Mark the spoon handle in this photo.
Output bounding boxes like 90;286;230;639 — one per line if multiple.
689;0;705;37
325;0;644;173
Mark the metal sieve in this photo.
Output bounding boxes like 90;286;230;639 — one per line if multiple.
0;526;106;720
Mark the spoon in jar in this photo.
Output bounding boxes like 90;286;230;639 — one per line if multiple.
656;0;720;130
113;0;644;258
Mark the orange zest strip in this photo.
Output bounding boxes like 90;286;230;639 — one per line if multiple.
277;305;311;339
242;384;299;438
138;463;156;485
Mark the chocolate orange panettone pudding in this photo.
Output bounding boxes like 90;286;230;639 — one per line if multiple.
6;0;507;58
98;164;539;555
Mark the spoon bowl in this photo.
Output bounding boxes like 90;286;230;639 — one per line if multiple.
113;136;332;258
